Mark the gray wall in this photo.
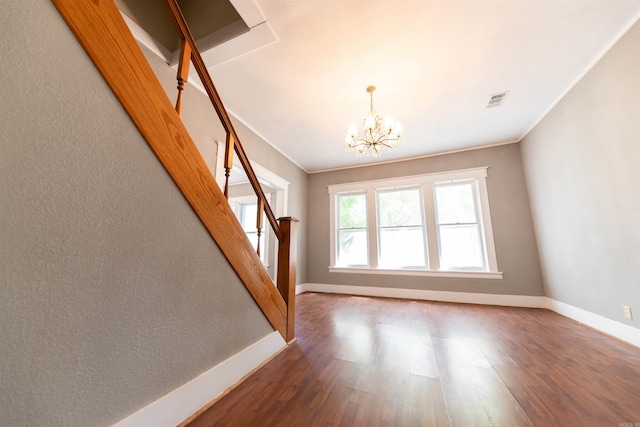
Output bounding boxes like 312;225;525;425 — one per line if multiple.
0;2;274;426
307;144;544;296
144;46;308;284
520;22;639;326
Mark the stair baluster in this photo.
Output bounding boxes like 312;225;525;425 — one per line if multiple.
174;39;191;116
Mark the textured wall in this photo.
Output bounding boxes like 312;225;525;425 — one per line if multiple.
520;22;639;326
0;2;274;426
307;144;544;296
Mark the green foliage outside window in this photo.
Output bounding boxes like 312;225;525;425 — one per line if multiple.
338;194;366;228
338;193;367;263
377;189;422;227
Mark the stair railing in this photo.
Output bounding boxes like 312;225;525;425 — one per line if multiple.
163;0;297;342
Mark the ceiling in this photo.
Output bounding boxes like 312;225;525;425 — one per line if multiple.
120;0;640;173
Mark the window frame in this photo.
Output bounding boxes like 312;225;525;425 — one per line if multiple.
328;167;501;279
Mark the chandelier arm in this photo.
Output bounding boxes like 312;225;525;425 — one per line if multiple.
377;140;397;148
352;136;372;145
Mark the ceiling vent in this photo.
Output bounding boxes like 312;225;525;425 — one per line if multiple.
486;91;509;108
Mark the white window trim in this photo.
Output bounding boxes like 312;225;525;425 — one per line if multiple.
328;167;502;279
327;267;503;280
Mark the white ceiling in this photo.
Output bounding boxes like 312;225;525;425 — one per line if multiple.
126;0;640;173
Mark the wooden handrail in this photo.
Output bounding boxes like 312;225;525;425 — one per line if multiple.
163;0;282;242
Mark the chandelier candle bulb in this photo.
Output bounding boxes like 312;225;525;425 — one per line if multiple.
345;86;403;157
384;115;395;131
348;123;357;138
364;114;375;130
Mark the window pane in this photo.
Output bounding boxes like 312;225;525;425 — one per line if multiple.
379;227;426;268
337;229;368;266
338;193;367;228
439;224;484;269
377;188;422;227
242;203;258;230
435;183;477;224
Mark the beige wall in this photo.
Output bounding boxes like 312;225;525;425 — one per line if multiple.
0;2;274;425
520;22;639;326
307;144;544;296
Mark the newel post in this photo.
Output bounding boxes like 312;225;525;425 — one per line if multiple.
276;217;299;343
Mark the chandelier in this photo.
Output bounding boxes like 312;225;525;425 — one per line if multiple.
345;86;403;156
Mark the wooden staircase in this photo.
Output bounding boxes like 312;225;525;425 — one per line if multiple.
52;0;297;342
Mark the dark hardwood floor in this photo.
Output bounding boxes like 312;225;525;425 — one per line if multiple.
188;292;640;427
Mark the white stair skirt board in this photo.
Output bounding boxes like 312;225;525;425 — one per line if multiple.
296;283;639;348
112;331;286;427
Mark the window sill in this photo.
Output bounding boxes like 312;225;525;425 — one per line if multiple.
328;267;503;279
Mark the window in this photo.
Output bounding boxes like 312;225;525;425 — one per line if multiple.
336;192;368;266
328;167;501;279
434;181;485;270
377;187;426;268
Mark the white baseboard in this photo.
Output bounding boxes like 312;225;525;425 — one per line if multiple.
112;331;286;427
296;282;546;308
545;298;640;348
296;283;639;347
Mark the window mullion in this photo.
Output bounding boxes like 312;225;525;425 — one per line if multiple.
366;188;378;268
423;183;440;271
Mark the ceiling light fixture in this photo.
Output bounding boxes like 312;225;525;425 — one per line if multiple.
345;86;403;157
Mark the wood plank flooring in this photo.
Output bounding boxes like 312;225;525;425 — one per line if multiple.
188;292;640;427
